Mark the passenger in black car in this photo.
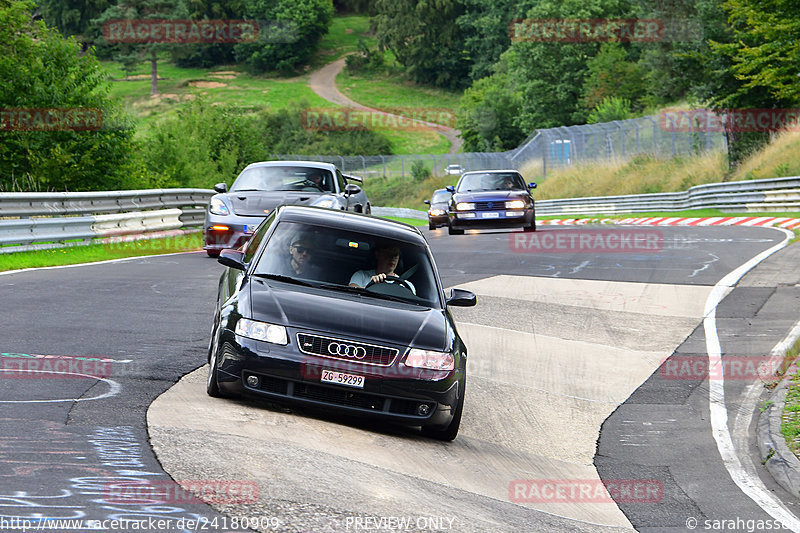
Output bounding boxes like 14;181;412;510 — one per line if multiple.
284;236;318;277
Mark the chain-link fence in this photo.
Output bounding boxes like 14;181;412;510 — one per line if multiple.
274;111;727;181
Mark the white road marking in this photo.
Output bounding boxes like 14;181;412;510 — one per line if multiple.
0;369;121;403
703;227;800;530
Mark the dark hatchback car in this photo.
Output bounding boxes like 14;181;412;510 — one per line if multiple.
446;170;536;235
203;161;370;256
423;188;453;230
206;206;477;440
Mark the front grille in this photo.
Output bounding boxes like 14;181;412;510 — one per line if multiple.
296;333;398;366
295;382;386;410
242;373;432;419
475;201;504;211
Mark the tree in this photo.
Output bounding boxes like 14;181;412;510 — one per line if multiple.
456;71;525;151
0;0;137;191
373;0;470;89
718;0;800;104
582;42;645;111
233;0;334;74
36;0;113;40
172;0;248;67
503;0;634;131
94;0;190;95
456;0;536;82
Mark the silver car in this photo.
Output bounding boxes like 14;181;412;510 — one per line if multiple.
203;161;371;257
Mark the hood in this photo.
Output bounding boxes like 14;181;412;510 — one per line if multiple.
247;279;448;351
228;191;323;216
453;190;528;202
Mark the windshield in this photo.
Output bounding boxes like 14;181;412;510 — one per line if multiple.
431;191;452;203
232;166;335;193
252;221;442;308
457;172;526;192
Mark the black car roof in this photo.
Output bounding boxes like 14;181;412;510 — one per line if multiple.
275;206;426;244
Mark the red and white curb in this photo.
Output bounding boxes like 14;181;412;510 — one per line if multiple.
541;216;800;230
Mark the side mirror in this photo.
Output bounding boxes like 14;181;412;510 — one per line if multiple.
214;182;228;193
218;249;246;270
528;182;537;189
423;200;431;205
446;185;455;193
344;183;362;196
446;288;477;307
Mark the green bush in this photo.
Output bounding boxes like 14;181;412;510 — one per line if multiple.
410;160;431;182
587;97;632;124
137;99;392;188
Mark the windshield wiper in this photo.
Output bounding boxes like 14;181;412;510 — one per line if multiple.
251;273;313;287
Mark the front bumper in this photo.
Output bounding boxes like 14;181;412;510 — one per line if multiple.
428;214;449;228
449;209;534;230
215;330;462;428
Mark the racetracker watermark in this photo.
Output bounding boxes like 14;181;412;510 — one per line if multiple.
659;355;783;382
344;516;456;531
509;479;663;504
0;108;103;131
1;353;112;379
660;108;800;132
102;19;261;43
510;229;663;253
104;479;258;505
301;107;456;131
510;18;663;42
103;233;200;256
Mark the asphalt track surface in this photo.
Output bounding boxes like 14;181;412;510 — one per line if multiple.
1;224;798;533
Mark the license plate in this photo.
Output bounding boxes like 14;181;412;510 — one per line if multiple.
320;369;365;389
243;225;253;234
481;212;500;218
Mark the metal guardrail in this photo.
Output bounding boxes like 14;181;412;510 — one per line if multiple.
535;176;800;215
0;189;214;254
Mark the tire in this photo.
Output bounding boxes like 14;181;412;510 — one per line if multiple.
523;220;536;232
448;226;464;235
206;333;223;397
365;204;372;215
206;249;220;258
429;222;436;231
422;387;464;441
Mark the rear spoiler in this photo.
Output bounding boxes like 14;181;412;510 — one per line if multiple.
343;174;363;183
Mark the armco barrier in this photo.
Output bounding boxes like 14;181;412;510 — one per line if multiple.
535;176;800;215
0;189;213;254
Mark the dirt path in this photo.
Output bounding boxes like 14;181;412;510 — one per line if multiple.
308;57;463;154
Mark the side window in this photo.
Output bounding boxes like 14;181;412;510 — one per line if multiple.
242;212;275;264
335;169;347;193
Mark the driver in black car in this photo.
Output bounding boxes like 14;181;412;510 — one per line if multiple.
349;244;416;294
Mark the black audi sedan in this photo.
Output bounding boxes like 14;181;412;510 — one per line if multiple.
206;206;477;440
423;188;453;230
446;170;536;235
203;161;370;257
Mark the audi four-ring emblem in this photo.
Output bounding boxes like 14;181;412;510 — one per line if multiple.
328;342;367;359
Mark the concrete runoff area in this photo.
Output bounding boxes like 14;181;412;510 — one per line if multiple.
148;275;716;531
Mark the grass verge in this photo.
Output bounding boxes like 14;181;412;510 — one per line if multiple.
0;233;203;272
780;337;800;458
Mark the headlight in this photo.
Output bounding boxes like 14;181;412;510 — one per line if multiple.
313;198;335;209
429;208;446;216
506;200;525;209
235;318;288;345
403;348;455;371
455;202;475;211
209;196;229;216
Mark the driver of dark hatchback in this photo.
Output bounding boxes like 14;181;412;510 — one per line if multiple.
349;244;416;294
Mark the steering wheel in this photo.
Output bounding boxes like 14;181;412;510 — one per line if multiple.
365;274;413;292
300;179;324;192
